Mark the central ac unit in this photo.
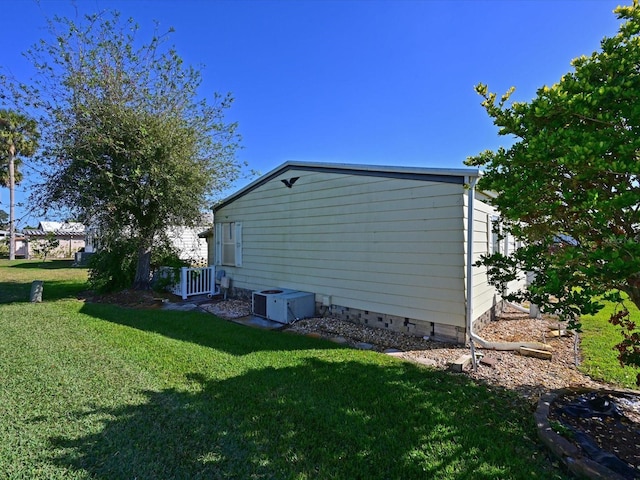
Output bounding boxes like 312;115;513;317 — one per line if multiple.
252;289;315;324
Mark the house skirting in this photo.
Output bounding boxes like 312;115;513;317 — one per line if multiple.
320;304;468;344
231;286;253;301
472;298;507;331
231;286;506;345
323;300;507;345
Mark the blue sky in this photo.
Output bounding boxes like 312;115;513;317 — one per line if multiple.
0;0;623;226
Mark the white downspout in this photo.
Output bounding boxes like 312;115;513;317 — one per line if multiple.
465;177;551;364
466;176;479;370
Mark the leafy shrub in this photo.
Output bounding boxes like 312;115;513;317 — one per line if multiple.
88;235;187;293
150;241;189;293
87;239;138;293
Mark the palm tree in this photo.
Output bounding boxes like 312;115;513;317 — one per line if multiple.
0;155;24;186
0;110;39;259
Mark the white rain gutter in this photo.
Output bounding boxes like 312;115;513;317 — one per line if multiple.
506;301;530;314
465;175;480;370
465;177;550;371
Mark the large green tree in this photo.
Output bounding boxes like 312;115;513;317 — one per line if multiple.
467;2;640;381
2;12;242;288
0;110;39;260
0;156;23;185
0;209;8;229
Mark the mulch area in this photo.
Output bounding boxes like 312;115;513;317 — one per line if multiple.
547;389;640;478
78;289;176;308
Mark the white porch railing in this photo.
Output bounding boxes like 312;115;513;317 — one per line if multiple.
165;266;219;300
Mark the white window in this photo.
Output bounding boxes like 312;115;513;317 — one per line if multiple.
215;222;242;267
222;222;235;266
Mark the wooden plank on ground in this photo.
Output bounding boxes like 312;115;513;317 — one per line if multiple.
548;329;567;338
519;347;553;361
449;354;472;372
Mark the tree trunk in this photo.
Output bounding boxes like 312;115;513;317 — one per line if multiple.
132;243;152;290
8;145;15;261
626;279;640;313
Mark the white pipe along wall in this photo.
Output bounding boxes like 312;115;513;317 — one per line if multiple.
465;176;551;363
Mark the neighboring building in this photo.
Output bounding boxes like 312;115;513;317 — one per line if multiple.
84;216;211;266
211;161;524;343
22;222;86;259
14;235;27;258
166;214;212;266
1;230;28;258
198;227;215;266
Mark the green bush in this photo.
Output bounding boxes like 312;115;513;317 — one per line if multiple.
88;236;187;293
87;239;138;292
150;243;189;293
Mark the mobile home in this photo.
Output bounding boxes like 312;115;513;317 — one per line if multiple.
213;161;516;343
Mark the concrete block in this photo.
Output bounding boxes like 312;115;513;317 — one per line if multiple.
30;280;44;303
329;336;348;345
384;348;403;354
412;357;438;367
480;355;498;368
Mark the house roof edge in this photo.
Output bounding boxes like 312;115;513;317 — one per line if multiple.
213;161;481;213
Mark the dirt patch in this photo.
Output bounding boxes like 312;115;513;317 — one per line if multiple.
78;289;177;309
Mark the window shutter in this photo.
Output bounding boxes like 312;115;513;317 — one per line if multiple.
234;222;242;267
214;223;222;265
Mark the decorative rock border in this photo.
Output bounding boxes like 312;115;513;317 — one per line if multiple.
535;389;629;480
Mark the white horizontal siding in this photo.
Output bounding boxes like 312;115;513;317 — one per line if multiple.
167;225;209;265
216;169;469;326
467;197;497;321
463;192;529;324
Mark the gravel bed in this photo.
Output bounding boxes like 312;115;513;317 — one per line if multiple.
204;300;612;402
200;299;252;318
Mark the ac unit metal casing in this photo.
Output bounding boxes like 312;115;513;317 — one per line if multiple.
251;288;295;318
252;289;315;324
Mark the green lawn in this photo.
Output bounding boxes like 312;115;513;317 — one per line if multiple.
0;259;88;303
579;294;640;389
0;260;569;479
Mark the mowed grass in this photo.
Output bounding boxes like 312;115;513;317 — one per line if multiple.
579;293;640;389
0;260;568;479
0;259;88;303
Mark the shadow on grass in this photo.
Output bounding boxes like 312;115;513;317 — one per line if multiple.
0;280;88;304
79;301;339;356
7;260;76;269
48;359;546;480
